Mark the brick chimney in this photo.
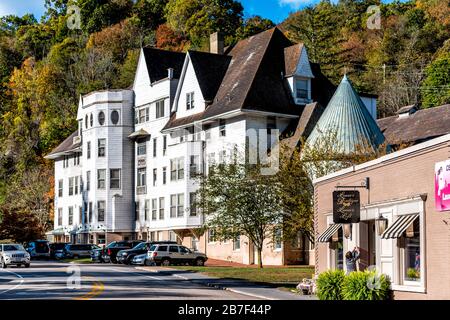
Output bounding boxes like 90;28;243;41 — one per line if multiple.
210;32;224;55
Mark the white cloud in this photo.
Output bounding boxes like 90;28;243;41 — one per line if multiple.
0;3;14;18
278;0;315;9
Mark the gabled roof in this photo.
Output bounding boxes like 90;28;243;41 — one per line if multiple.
142;48;185;83
188;51;232;103
378;104;450;146
201;27;298;120
306;75;385;153
45;131;81;159
284;43;304;77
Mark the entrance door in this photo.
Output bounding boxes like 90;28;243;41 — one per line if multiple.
359;221;376;270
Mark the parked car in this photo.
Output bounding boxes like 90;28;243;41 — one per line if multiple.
146;244;207;267
0;244;31;268
117;241;177;265
100;240;144;263
57;244;101;259
49;243;68;259
25;240;50;260
131;253;150;266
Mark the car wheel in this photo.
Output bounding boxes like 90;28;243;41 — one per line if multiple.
126;256;134;265
144;259;152;266
24;263;30;268
1;258;7;269
195;258;205;266
161;258;171;267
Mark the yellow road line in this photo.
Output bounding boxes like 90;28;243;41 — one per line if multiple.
73;277;105;300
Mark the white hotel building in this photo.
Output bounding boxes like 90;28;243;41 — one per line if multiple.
46;27;376;265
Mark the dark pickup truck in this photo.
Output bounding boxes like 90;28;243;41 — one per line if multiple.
116;241;177;265
91;240;144;263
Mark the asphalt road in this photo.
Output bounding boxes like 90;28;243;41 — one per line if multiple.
0;260;257;300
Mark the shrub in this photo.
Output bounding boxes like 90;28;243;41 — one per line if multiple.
316;270;345;300
342;270;391;300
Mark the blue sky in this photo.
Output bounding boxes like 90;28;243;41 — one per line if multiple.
0;0;324;23
0;0;399;24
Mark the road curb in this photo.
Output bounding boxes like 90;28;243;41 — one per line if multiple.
134;266;288;300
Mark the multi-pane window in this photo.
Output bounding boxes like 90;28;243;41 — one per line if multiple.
153;138;157;157
186;92;195;110
163;135;167;156
74;153;80;166
152;199;157;220
219;150;226;164
401;218;421;283
74;176;79;195
86;171;91;191
170;195;177;218
177;194;184;217
162;167;167;185
137;168;146;187
57;208;63;226
274;229;282;250
135;202;139;221
98;201;105;222
137;142;146;156
144;200;150;221
189;155;199;177
63;156;69;168
219;119;226;137
170;158;185;181
98;139;106;157
87;141;91;159
68;207;74;225
159;197;165;220
296;79;309;99
153;168;157;187
189;192;197;217
136;107;149;124
110;169;121;189
79;207;82;224
69;177;74;196
156;100;165;118
58;180;63;197
97;169;106;189
208;229;216;243
233;236;241;251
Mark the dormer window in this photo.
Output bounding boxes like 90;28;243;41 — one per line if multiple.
296;79;309;100
186;92;195;110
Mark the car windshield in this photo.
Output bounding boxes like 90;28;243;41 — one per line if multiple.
149;245;157;252
106;242;118;248
133;242;147;250
3;245;25;251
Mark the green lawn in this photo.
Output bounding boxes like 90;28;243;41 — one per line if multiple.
170;266;314;285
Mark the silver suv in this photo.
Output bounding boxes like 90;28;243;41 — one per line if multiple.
0;244;31;268
146;244;207;267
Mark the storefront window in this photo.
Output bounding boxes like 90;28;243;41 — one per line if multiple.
402;219;421;283
332;228;344;270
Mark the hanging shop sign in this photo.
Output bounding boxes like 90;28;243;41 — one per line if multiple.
435;160;450;211
333;190;360;224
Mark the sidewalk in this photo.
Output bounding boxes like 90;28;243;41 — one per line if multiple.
135;266;318;300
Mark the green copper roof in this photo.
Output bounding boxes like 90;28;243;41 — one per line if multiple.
306;75;385;153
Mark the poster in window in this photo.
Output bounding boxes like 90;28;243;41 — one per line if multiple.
435;160;450;211
333;191;360;224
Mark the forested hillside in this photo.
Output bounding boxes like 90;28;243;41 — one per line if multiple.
0;0;449;240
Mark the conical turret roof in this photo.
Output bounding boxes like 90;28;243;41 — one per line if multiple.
306;75;385;153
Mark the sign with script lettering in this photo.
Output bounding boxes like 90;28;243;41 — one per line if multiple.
333;191;360;224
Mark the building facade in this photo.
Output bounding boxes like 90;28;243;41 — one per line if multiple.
314;134;450;299
47;27;377;265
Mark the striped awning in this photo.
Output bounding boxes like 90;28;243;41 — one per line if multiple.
317;224;342;242
381;214;419;239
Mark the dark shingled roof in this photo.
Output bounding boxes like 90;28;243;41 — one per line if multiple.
284;43;304;77
162;112;205;131
378;104;450;145
142;48;185;83
45;131;80;159
188;51;232;103
202;28;298;120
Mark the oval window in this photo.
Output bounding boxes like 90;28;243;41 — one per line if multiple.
111;110;119;125
98;111;105;126
85;115;88;129
90;114;93;127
